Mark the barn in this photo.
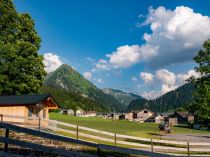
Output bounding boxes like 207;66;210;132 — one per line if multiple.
0;94;58;126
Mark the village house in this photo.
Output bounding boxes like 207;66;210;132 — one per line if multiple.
169;111;194;125
60;109;75;115
136;108;155;123
76;109;86;117
86;111;97;117
125;112;137;121
0;94;58;126
155;115;164;124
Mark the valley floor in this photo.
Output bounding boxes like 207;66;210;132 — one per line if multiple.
49;113;210;139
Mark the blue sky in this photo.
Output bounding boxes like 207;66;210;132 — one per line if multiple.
14;0;210;99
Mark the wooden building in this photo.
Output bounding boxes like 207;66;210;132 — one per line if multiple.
170;111;194;124
0;94;58;126
136;108;155;122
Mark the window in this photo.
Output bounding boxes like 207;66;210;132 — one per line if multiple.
144;110;148;113
28;107;33;117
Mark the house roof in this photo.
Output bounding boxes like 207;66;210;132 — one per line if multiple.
175;111;192;118
0;94;58;108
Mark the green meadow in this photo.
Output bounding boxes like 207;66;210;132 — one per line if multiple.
50;113;209;138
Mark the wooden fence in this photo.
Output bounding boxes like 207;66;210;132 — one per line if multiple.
0;114;210;156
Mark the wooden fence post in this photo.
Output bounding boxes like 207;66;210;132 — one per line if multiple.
4;128;9;152
151;139;153;152
76;125;79;140
97;147;101;156
0;114;3;122
187;141;190;156
38;117;41;131
114;133;117;146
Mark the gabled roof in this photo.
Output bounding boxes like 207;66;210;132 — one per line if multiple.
175;111;192;118
0;94;58;108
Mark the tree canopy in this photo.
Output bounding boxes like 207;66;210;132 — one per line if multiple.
189;39;210;125
0;0;46;95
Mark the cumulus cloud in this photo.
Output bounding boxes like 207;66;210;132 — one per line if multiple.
140;6;210;68
43;53;63;73
141;91;162;100
96;6;210;70
140;72;154;83
139;68;201;99
177;69;201;82
106;45;141;68
83;72;92;80
156;69;176;85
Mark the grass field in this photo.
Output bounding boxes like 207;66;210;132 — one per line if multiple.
49;113;209;138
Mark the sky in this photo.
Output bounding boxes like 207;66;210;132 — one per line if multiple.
14;0;210;99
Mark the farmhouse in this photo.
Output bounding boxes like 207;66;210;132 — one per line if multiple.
86;111;97;117
60;109;75;115
136;108;155;122
155;115;164;124
125;112;137;121
0;94;58;125
76;109;86;117
170;111;194;124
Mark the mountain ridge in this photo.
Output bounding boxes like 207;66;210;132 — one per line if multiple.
44;64;124;112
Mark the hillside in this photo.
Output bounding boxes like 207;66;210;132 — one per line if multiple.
127;83;195;112
44;64;123;112
102;88;143;110
41;86;106;112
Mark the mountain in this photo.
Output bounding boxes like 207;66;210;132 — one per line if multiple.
127;83;195;113
102;88;143;110
41;85;106;112
44;64;123;112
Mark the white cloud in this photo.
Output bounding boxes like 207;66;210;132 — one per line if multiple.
177;69;201;82
156;69;176;85
140;72;154;84
43;53;63;73
98;6;210;70
139;68;200;99
141;91;162;100
140;6;210;68
106;45;141;68
83;72;92;80
97;78;104;83
131;76;138;82
95;59;111;70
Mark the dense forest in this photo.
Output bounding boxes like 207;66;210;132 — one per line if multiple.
41;85;106;112
127;83;195;113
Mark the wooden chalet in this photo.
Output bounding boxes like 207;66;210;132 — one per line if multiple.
170;111;194;124
0;94;58;126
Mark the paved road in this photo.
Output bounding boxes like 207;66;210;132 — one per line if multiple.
156;134;210;142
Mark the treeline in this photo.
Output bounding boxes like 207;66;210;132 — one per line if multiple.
127;83;194;113
41;86;106;112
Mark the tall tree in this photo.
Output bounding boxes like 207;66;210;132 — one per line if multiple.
189;39;210;125
0;0;46;95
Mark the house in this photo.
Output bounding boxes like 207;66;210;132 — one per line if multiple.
136;108;155;122
125;112;137;121
168;118;178;125
60;109;75;115
0;94;58;126
86;111;97;117
155;115;164;124
170;111;194;124
76;109;86;117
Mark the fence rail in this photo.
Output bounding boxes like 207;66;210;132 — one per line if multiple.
0;114;210;156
